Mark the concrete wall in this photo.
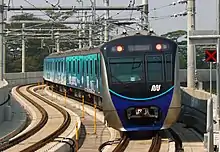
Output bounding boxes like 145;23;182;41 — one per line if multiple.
5;69;214;84
178;87;208;135
0;80;9;124
4;72;43;88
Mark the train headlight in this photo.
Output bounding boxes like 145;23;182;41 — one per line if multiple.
156;44;162;51
116;45;124;52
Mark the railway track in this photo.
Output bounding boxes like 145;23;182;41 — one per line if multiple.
148;133;162;152
168;128;183;151
112;133;130;152
38;86;111;152
46;85;183;152
0;84;72;152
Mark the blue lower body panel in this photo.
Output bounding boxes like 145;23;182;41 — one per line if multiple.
110;89;174;131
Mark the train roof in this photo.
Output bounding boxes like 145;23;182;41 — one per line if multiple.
45;30;176;59
45;46;101;59
108;31;175;43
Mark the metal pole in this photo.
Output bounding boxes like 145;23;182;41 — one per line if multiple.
100;25;104;44
3;7;5;74
217;0;220;149
0;0;3;80
94;103;97;134
210;62;212;98
78;30;82;49
91;0;96;46
89;25;92;46
3;23;5;74
207;98;214;152
82;95;85;118
142;0;149;30
187;0;196;89
104;0;109;42
21;23;25;73
82;11;87;47
55;32;60;52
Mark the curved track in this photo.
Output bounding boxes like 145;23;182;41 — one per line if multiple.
48;85;183;152
0;84;72;152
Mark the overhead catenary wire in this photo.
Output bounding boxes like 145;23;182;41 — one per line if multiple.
5;0;188;45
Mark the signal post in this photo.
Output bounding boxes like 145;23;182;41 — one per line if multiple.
204;48;216;152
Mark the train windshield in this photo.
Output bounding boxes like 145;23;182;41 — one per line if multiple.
146;55;164;81
101;35;177;98
109;57;144;84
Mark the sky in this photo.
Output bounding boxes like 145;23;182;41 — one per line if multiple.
4;0;217;35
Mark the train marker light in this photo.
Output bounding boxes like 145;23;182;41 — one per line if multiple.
156;44;162;51
116;45;123;52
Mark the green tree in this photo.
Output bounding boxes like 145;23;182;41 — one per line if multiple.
161;30;187;68
161;30;212;69
161;30;186;42
6;13;78;73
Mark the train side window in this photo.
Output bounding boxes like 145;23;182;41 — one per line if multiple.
61;61;62;72
56;62;58;72
146;55;164;81
84;60;86;74
73;60;75;73
58;62;60;72
60;61;62;72
68;61;70;72
62;61;64;72
86;60;89;74
55;62;57;72
58;61;60;72
90;60;92;75
165;54;172;81
78;60;80;74
82;60;84;75
60;61;61;72
95;59;97;75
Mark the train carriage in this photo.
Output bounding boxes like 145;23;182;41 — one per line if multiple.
43;32;181;132
100;34;181;131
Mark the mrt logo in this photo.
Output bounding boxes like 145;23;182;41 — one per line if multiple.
151;85;161;92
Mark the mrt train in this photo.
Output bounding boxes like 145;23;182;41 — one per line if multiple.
43;32;181;132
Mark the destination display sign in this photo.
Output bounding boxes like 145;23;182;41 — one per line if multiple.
111;44;169;52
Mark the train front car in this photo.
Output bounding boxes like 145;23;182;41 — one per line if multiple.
100;34;181;132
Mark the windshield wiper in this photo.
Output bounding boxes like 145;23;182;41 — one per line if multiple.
132;61;141;69
110;74;130;88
